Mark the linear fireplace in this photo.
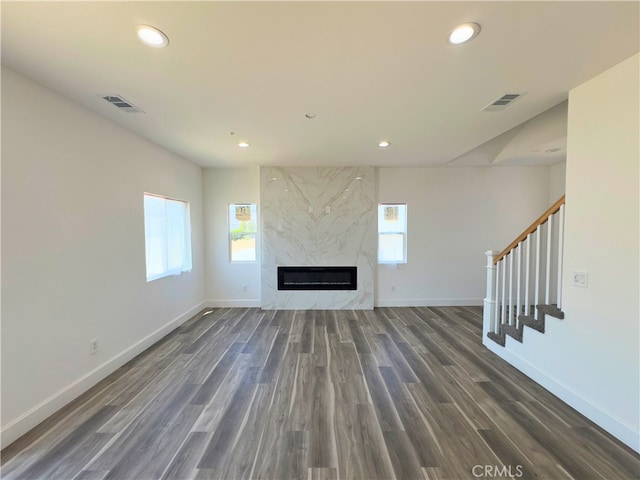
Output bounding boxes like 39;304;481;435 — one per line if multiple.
278;266;357;291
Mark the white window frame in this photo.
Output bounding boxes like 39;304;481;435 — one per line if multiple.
229;203;258;263
378;203;408;264
143;193;192;282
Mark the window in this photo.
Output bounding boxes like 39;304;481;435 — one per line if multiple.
378;203;407;264
144;193;192;281
229;204;258;262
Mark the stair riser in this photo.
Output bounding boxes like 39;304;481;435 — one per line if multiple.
486;304;563;346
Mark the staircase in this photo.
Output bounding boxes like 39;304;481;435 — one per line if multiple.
483;196;566;346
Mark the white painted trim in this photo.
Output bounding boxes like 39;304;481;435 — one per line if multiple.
483;338;640;453
375;298;482;307
207;298;480;309
0;302;206;449
206;299;261;308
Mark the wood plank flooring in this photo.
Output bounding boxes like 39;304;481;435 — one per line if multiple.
2;307;639;480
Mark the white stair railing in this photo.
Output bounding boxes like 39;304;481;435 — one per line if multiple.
484;196;566;343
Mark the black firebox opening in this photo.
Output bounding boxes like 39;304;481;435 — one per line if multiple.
278;266;357;291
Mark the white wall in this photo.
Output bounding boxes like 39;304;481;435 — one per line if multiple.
203;167;261;306
376;167;551;306
1;68;205;447
485;53;640;451
201;166;552;308
549;161;566;204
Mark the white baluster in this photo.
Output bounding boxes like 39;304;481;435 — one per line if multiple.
535;225;541;320
508;252;514;326
545;215;553;305
557;204;565;309
525;233;531;317
501;257;507;327
494;257;501;333
516;243;522;324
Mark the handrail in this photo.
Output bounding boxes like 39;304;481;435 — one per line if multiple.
494;195;566;265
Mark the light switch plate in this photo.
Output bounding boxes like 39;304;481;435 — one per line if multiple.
572;271;588;288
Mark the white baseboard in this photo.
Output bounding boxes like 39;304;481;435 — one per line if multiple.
375;298;482;307
205;298;481;309
206;299;261;308
483;338;640;453
0;302;206;449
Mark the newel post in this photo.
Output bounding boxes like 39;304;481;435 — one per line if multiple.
483;250;499;340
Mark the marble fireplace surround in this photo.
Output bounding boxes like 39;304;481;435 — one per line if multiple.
261;166;376;309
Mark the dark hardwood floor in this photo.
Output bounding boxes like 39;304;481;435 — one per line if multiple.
2;307;638;479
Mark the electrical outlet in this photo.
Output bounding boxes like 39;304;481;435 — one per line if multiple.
391;285;396;292
325;206;331;213
572;271;588;288
89;339;98;355
242;284;248;293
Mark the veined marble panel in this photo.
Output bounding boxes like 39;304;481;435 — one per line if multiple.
261;167;376;309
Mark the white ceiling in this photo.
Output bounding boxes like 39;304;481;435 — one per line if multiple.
2;1;638;168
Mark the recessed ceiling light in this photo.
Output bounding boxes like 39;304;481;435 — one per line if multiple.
379;141;391;148
238;142;250;148
447;22;481;45
137;25;169;48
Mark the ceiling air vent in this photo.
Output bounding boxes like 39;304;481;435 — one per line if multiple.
100;95;144;114
481;93;524;112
